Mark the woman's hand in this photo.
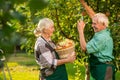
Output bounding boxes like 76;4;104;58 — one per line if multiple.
57;51;76;66
66;51;76;63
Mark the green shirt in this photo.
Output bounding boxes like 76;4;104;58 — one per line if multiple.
86;28;114;62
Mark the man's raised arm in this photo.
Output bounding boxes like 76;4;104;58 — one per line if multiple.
80;0;95;18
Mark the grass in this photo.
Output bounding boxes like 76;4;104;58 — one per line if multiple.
0;53;39;80
0;53;120;80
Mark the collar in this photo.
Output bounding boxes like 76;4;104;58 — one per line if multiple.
95;28;110;35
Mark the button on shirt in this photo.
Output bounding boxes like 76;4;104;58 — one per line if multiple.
86;29;114;62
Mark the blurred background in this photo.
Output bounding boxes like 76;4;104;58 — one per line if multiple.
0;0;120;80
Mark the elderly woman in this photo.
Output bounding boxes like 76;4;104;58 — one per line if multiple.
77;0;116;80
34;18;76;80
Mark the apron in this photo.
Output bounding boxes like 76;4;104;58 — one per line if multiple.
46;64;68;80
46;51;68;80
89;54;115;80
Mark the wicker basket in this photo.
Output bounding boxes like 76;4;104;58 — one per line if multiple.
56;42;75;59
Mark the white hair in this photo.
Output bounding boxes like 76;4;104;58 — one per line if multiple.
34;18;54;37
93;13;109;27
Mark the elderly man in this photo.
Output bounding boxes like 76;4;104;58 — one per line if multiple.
77;0;116;80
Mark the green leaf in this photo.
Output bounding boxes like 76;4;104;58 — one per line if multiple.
28;0;49;11
10;10;26;24
11;0;26;4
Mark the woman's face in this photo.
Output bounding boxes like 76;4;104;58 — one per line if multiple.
44;24;55;37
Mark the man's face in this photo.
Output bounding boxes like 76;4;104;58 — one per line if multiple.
92;18;105;32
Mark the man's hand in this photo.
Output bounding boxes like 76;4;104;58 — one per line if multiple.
79;0;95;18
77;20;87;52
80;0;85;3
77;20;86;32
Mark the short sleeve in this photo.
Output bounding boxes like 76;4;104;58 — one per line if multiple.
86;36;105;54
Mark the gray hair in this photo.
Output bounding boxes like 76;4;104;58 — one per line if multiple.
93;13;109;27
34;18;54;37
